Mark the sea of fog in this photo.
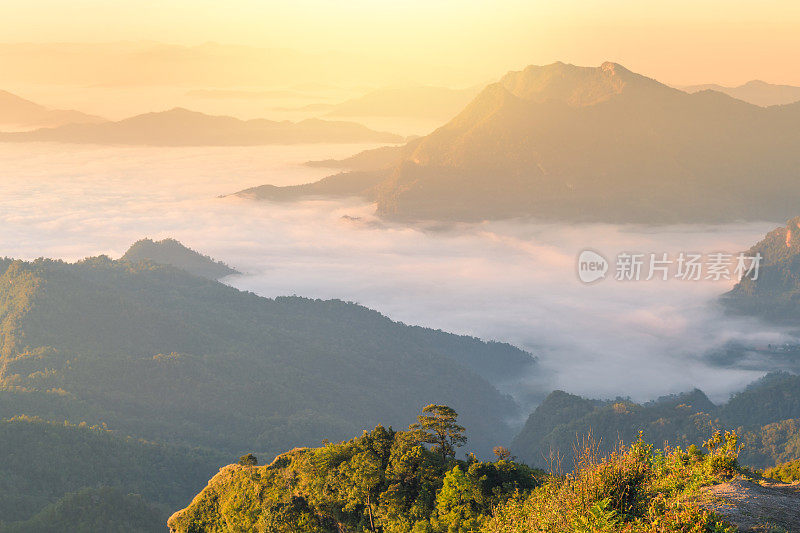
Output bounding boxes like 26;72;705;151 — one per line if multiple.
0;142;790;408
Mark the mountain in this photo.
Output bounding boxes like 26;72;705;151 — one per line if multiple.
235;170;389;202
0;108;403;145
238;62;800;224
121;238;239;280
305;144;405;171
682;80;800;107
723;216;800;324
510;372;800;469
0;90;104;129
0;416;224;525
324;86;481;120
719;372;800;430
0;254;534;459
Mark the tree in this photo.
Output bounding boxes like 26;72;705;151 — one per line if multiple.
493;446;512;461
343;450;382;531
329;426;394;532
410;405;467;462
432;466;482;532
238;453;258;466
381;430;442;528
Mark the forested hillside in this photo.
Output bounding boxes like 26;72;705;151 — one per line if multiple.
511;372;800;469
724;216;800;323
0;254;534;459
0;416;225;527
121;238;239;280
0;487;167;533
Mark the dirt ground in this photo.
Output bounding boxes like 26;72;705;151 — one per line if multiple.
703;477;800;532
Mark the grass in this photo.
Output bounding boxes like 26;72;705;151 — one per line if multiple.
485;431;741;532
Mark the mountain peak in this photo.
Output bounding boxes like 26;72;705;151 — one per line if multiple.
146;107;210;119
122;237;238;280
497;61;664;107
741;216;800;267
600;61;623;73
164;106;201;115
742;79;770;88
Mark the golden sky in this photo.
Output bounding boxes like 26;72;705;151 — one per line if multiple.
2;0;799;86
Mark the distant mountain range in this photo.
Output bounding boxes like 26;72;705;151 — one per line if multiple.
121;238;239;280
186;88;325;100
274;86;481;121
510;372;800;469
237;61;800;224
682;80;800;107
324;85;481;120
0;89;104;129
0;107;403;145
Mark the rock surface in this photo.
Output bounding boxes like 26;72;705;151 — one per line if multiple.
704;477;800;532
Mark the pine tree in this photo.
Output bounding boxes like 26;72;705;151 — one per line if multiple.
410;405;467;462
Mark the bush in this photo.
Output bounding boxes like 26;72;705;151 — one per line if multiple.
238;453;258;466
765;458;800;482
485;433;738;532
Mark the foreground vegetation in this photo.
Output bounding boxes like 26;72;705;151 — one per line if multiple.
169;405;541;532
170;406;742;532
488;432;740;533
765;458;800;483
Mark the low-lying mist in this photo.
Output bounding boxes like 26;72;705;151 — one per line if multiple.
0;142;789;410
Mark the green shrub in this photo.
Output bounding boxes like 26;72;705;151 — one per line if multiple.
237;454;258;467
765;458;800;482
486;433;738;532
